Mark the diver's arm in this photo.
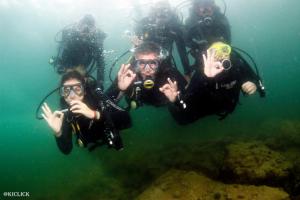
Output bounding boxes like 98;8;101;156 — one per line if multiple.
55;121;73;155
108;109;132;130
168;69;214;125
168;88;202;125
170;67;188;92
164;69;198;125
168;99;193;125
159;67;188;103
105;63;136;103
231;51;260;95
41;103;64;136
105;79;125;103
233;51;260;86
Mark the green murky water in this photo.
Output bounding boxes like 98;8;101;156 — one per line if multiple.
0;0;299;199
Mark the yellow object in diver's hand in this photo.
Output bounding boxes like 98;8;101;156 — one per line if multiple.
208;42;231;60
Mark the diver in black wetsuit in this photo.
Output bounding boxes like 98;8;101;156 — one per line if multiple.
50;14;106;88
106;41;187;109
134;0;191;78
160;42;261;125
185;0;231;59
41;71;131;154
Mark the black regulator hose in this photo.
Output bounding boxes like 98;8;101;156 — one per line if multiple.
232;47;260;79
220;0;227;15
109;49;131;82
35;87;60;120
232;46;266;97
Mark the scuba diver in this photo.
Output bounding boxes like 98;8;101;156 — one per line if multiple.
106;41;187;109
49;14;106;88
184;0;231;59
133;0;192;79
41;70;131;154
160;42;264;124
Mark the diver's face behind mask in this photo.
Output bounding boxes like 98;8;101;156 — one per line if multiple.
196;4;214;26
60;79;85;105
134;53;160;79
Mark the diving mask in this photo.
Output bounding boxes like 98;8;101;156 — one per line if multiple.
60;83;84;97
198;7;213;17
134;59;160;71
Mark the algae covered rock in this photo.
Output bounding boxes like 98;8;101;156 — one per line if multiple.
224;141;292;183
262;120;300;150
135;169;290;200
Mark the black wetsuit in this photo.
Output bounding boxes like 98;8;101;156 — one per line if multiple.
185;10;231;57
107;64;187;108
135;15;191;75
54;25;106;86
169;51;259;125
55;83;131;154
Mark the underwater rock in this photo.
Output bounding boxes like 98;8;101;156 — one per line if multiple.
135;169;290;200
281;148;300;196
263;120;300;150
223;141;292;183
158;141;227;178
